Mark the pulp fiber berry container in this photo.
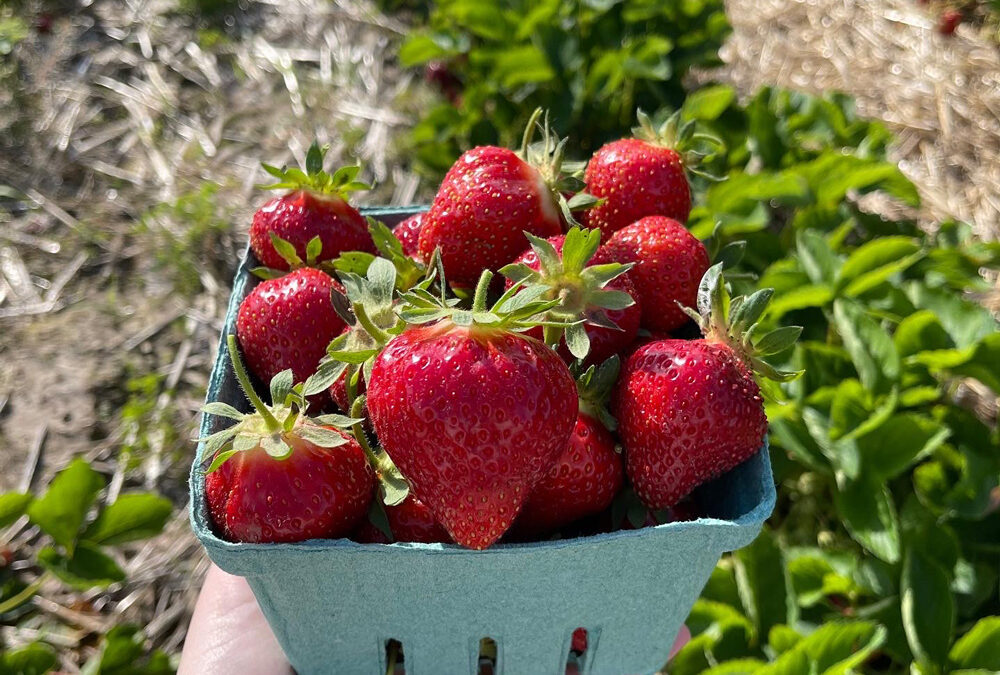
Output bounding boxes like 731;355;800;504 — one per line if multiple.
189;206;777;675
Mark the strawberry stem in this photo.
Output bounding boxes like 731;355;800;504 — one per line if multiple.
520;107;544;158
353;302;392;345
349;396;380;467
471;270;493;313
227;334;281;432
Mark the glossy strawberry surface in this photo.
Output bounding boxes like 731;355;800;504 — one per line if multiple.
613;338;767;510
417;146;562;288
236;268;347;385
205;430;373;543
598;216;709;334
353;494;452;544
394;213;425;260
250;190;375;270
509;235;641;366
582;138;691;235
512;412;623;538
366;322;578;549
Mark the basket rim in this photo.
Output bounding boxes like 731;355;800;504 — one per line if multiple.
188;204;776;559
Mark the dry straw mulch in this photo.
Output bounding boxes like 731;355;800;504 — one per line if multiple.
718;0;1000;238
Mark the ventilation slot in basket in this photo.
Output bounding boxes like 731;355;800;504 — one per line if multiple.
478;637;498;674
568;627;592;672
385;639;404;674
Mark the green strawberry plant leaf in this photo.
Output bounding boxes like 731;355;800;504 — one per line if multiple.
834;473;900;563
81;624;174;675
0;642;59;675
80;493;172;546
831;299;900;394
777;621;886;675
949;617;1000;671
0;492;32;528
902;545;955;668
856;414;949;480
732;528;797;643
26;457;105;553
37;542;126;591
796;230;841;286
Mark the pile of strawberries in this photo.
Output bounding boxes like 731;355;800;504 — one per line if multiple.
200;110;800;551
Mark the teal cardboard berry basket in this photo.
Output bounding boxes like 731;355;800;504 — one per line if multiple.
189;206;776;675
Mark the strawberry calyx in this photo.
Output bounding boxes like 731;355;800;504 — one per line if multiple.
681;263;804;384
499;227;635;360
257;141;371;200
303;257;407;400
398;267;566;336
331;218;426;292
518;108;601;227
633;110;726;182
251;232;329;280
348;394;409;508
198;335;359;472
574;355;621;432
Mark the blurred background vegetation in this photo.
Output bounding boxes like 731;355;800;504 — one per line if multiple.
1;0;999;673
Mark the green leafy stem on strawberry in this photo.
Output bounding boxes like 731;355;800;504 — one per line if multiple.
518;107;604;228
633;109;727;182
500;226;636;361
682;263;804;386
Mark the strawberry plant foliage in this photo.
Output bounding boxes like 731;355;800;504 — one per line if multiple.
398;0;731;174
654;83;1000;674
0;461;172;671
0;459;172;597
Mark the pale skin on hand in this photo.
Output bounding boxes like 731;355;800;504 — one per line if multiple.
179;563;690;675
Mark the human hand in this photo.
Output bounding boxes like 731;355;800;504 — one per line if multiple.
179;563;690;674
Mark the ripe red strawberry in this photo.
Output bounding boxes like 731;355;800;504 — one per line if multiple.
938;10;962;35
613;266;801;509
353;494;452;544
236;267;347;385
250;142;375;271
394;213;425;260
367;272;579;549
417;110;581;288
202;336;374;543
582;111;720;234
502;228;641;366
583;139;689;235
512;412;623;538
598;215;709;334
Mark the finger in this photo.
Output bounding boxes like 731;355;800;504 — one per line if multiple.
668;624;691;659
178;564;292;675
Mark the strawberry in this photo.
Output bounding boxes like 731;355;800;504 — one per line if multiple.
501;228;640;366
201;336;374;543
417;110;583;288
394;213;425;260
613;266;801;510
938;9;962;35
511;356;623;538
582;111;720;235
236;267;347;386
513;413;622;538
250;142;375;272
366;271;579;549
598;215;709;334
326;327;355;411
353;494;451;544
